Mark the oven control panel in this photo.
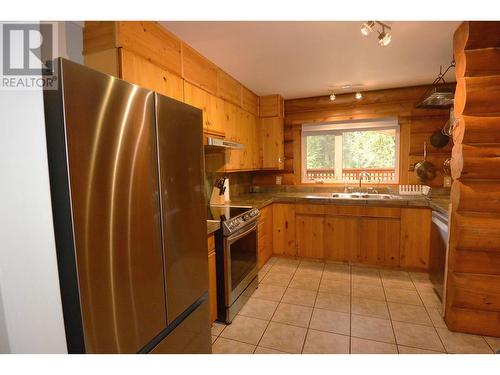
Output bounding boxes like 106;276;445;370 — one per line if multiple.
222;208;260;236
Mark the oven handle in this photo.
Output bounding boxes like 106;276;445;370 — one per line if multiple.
226;222;257;244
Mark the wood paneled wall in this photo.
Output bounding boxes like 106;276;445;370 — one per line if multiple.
253;85;453;187
446;21;500;337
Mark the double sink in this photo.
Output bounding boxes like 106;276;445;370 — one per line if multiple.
331;192;394;200
303;192;398;200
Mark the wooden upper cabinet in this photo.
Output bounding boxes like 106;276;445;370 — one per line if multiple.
117;22;182;75
217;70;242;106
83;21;182;76
261;117;284;170
183;81;225;136
241;86;259;116
182;43;218;94
83;21;117;53
259;94;284;118
238;110;261;170
223;102;242;171
120;49;183;101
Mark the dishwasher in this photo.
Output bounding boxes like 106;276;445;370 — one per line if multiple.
429;210;449;302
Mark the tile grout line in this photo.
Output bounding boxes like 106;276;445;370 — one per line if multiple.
379;268;399;354
299;259;324;354
348;262;353;354
253;256;300;354
410;274;448;354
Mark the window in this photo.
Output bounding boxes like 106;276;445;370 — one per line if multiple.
302;119;400;183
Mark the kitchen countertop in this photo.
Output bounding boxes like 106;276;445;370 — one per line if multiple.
226;192;451;217
207;220;220;235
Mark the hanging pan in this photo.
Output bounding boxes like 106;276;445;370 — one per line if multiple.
430;128;450;148
414;142;436;182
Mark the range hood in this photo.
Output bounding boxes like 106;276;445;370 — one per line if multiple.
416;61;455;109
416;86;455;109
205;136;244;151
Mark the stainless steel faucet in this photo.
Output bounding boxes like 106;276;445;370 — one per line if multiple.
359;172;371;189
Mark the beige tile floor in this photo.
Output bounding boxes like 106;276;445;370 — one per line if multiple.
211;256;498;354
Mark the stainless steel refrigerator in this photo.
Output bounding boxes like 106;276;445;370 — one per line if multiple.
43;58;211;354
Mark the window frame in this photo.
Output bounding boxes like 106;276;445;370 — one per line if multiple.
301;118;400;184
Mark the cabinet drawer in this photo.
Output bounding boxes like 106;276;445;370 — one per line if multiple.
296;203;325;215
207;234;215;253
324;205;363;216
363;206;401;218
323;205;400;218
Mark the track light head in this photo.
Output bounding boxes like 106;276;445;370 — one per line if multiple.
378;29;392;46
360;21;375;36
355;92;363;100
329;92;336;101
361;21;392;46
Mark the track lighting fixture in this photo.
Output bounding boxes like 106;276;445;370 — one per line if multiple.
355;92;363;100
360;21;375;36
360;21;392;46
329;92;336;101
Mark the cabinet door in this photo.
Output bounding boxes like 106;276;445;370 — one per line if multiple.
183;81;225;137
261;117;284;169
206;94;225;136
208;250;217;322
257;206;273;268
223;101;242;171
238;110;252;170
250;113;262;170
296;215;324;259
359;218;400;266
120;49;183;101
272;204;296;256
324;216;359;262
400;208;431;269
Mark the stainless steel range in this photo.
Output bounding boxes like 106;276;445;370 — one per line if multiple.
208;205;260;324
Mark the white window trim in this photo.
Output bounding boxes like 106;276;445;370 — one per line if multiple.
301;118;400;184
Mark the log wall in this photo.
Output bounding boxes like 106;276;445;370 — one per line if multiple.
446;21;500;337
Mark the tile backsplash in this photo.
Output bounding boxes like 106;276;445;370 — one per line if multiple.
205;171;253;202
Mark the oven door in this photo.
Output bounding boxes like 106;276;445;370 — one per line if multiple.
224;222;258;306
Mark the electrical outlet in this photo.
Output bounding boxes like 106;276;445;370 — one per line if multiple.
443;176;452;187
276;175;282;185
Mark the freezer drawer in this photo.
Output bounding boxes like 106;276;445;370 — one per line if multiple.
150;299;211;354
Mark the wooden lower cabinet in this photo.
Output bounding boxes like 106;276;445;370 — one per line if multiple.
207;235;217;322
400;208;432;269
324;216;359;262
272;203;296;256
291;203;429;268
296;215;324;259
257;205;273;268
358;218;400;266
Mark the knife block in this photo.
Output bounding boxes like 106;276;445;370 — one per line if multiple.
210;187;226;205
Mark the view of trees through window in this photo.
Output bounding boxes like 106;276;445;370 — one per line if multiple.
304;125;398;182
342;130;396;168
306;134;335;170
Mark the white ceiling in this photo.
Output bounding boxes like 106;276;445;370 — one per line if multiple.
161;21;460;99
